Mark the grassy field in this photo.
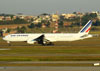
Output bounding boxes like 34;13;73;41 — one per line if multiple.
0;63;94;67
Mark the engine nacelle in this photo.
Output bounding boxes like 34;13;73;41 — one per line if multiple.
27;40;36;44
80;34;92;40
87;35;93;38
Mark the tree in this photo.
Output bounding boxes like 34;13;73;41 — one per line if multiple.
58;20;64;28
35;23;42;28
46;21;50;27
13;17;28;24
73;12;77;14
93;20;100;26
40;13;50;16
0;30;3;36
81;13;97;26
16;26;26;33
90;13;97;18
6;29;11;33
21;26;26;33
16;27;20;33
28;23;35;29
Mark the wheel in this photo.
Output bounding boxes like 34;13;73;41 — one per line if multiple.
42;41;54;46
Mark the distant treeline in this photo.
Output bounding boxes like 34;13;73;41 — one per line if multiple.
63;13;100;26
0;13;14;16
0;18;28;25
0;13;100;26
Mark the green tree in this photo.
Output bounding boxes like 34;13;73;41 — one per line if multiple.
90;13;97;18
58;20;64;28
13;17;28;24
35;23;42;28
73;12;77;14
46;21;50;27
28;23;35;29
81;13;97;25
16;27;20;33
6;29;11;33
21;26;26;33
0;30;3;36
16;26;26;33
93;20;100;26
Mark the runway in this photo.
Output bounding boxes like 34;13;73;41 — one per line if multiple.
0;48;11;51
0;66;100;71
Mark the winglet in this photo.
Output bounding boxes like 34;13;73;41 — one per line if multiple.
78;20;92;34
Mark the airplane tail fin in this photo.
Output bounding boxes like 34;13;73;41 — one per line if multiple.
78;20;92;34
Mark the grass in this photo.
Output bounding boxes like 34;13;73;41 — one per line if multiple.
0;55;100;61
0;63;94;67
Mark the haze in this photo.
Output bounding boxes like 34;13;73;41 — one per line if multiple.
0;0;100;15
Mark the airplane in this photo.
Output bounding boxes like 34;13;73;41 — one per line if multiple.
3;20;93;45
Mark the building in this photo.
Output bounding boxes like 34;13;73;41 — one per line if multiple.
0;16;4;21
5;16;12;21
62;13;76;19
51;14;59;22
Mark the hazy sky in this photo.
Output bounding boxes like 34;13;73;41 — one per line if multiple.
0;0;100;15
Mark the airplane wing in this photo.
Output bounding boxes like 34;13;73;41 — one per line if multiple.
35;34;45;45
27;34;53;45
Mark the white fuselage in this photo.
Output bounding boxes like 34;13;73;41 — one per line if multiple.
3;33;91;43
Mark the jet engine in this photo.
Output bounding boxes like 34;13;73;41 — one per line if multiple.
27;39;36;44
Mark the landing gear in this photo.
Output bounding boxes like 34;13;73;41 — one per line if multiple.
42;39;54;46
7;41;10;43
7;41;11;46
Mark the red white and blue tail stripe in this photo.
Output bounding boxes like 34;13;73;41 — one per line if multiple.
79;20;92;34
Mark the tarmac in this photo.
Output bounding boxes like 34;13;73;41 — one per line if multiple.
0;66;100;71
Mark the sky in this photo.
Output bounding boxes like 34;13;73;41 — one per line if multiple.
0;0;100;15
